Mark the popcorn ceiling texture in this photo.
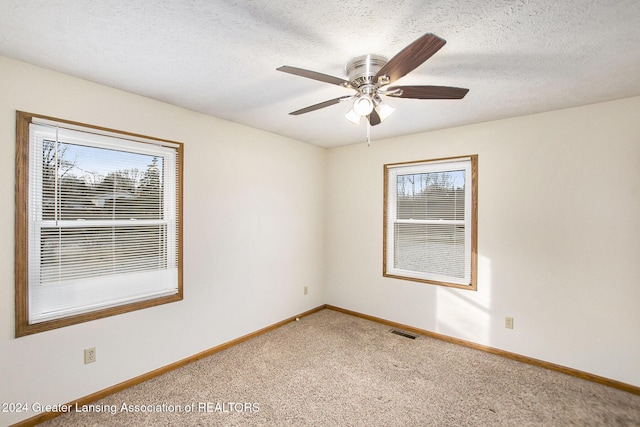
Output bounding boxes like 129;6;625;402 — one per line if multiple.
0;0;639;147
41;309;640;426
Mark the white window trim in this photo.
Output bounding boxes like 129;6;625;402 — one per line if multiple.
28;124;179;323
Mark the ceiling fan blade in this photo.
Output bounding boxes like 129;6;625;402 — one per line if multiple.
368;110;381;126
289;96;352;115
277;66;352;88
374;33;446;85
386;85;469;99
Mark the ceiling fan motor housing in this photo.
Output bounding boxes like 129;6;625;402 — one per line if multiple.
345;54;388;90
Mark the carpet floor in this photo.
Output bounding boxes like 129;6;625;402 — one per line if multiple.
40;309;640;426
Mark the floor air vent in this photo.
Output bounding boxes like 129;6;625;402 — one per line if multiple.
390;329;417;339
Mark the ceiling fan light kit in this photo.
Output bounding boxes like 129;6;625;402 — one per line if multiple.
344;108;362;125
374;99;395;122
352;95;374;116
277;33;469;144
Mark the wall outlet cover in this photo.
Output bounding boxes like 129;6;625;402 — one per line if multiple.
84;347;96;364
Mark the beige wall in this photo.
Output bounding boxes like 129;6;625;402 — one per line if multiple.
2;53;639;425
325;95;640;387
0;56;326;426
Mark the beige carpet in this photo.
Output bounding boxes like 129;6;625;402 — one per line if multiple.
41;309;640;426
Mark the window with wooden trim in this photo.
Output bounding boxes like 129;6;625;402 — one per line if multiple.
15;111;183;336
384;155;477;290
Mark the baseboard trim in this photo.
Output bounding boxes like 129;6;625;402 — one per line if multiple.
12;303;639;426
11;305;326;427
325;304;640;396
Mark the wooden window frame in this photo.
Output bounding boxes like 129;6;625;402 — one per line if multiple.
15;111;184;337
383;155;478;290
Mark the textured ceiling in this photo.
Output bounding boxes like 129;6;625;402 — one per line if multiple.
1;1;639;148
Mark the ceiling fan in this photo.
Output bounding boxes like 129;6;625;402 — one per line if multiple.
277;33;469;128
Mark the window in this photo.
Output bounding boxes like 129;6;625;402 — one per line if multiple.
15;111;183;336
384;155;477;289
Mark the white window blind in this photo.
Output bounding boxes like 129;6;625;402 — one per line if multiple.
28;122;180;323
385;157;473;286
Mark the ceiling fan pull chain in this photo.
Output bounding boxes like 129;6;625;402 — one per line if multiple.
366;120;371;147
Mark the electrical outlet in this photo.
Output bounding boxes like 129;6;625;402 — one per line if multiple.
304;286;308;295
505;317;514;329
84;347;96;364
